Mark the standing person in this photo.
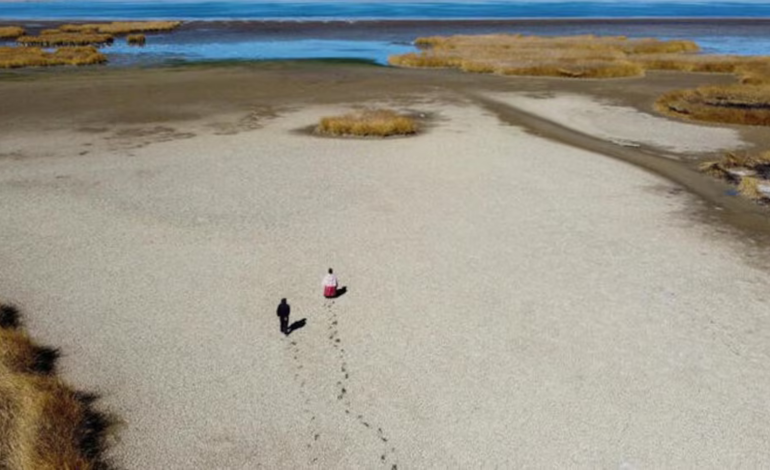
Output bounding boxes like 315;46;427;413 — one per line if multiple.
277;298;290;335
323;268;338;299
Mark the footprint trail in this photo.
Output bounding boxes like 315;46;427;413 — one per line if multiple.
324;300;399;468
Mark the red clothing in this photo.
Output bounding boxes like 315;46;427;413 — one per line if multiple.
323;273;338;298
324;285;337;298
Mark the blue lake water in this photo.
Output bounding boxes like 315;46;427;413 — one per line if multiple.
1;2;770;65
3;1;770;21
104;37;418;65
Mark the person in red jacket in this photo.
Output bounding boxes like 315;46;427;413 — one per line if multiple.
322;268;338;298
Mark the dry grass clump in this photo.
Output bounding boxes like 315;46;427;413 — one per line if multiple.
59;21;182;34
14;21;182;50
653;54;770;126
656;84;770;126
737;63;770;86
699;151;770;177
498;61;644;79
17;32;114;47
0;26;25;39
316;109;418;137
736;176;770;200
0;302;113;470
127;34;146;46
621;39;700;55
390;34;703;79
632;54;752;73
3;20;182;69
0;46;106;68
388;52;462;69
699;151;770;202
391;33;770;127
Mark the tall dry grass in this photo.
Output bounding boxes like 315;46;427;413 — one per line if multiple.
699;150;770;177
699;150;770;203
0;302;113;470
656;84;770;126
17;32;114;47
4;20;183;68
59;21;182;34
738;63;770;86
0;26;25;39
390;34;704;79
737;176;770;201
631;54;754;73
391;33;770;126
127;34;146;46
316;109;418;137
14;21;182;50
0;46;107;68
652;54;770;126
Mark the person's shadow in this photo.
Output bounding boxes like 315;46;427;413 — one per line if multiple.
334;286;348;299
288;318;307;335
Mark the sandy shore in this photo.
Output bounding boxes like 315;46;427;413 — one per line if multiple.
1;65;770;467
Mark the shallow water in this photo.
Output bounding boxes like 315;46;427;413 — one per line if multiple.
2;2;770;65
104;36;415;66
72;20;770;66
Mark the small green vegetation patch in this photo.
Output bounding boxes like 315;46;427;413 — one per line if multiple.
316;109;418;137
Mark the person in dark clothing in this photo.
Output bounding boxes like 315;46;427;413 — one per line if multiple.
277;298;290;335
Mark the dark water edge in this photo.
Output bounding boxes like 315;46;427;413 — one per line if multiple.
163;57;383;68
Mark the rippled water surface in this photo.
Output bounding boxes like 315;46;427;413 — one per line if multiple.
2;1;769;65
3;1;770;20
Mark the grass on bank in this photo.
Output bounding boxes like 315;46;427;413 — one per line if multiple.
127;34;146;46
0;26;25;39
58;21;182;35
699;151;770;201
316;109;418;137
0;302;113;469
0;46;106;68
15;21;182;48
655;84;770;126
3;20;182;68
737;176;770;201
738;63;770;85
390;33;770;126
17;32;114;47
390;34;704;79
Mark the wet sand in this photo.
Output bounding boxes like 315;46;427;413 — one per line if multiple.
1;64;770;467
